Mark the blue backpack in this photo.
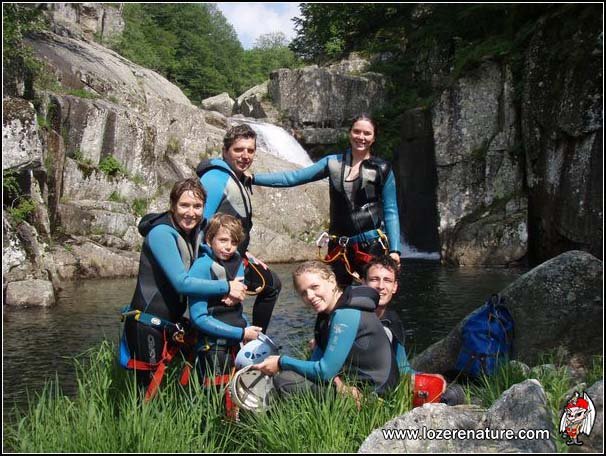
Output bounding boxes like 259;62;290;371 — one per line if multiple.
455;294;514;378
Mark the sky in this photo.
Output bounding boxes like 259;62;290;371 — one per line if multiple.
215;2;301;49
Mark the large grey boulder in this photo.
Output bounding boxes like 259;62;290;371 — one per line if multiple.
5;279;56;308
359;379;555;453
201;92;235;117
411;250;603;373
432;62;526;266
268;65;386;129
248;149;330;262
51;239;139;280
233;82;276;120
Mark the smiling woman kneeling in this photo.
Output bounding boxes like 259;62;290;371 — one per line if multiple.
253;261;400;399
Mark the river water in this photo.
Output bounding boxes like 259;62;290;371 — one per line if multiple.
2;261;526;413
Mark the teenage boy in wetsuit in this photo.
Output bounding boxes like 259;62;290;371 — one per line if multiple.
188;213;262;384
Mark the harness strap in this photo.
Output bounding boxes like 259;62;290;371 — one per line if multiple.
243;256;266;296
315;229;389;282
319;244;360;282
121;310;198;400
144;331;182;401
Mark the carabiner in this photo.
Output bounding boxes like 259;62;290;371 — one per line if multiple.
316;231;330;248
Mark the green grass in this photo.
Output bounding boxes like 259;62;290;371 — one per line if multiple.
8;340;598;453
4;341;413;453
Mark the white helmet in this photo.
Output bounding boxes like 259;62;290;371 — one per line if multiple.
229;364;276;412
235;333;279;370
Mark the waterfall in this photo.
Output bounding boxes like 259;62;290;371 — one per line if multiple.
400;234;441;261
243;120;313;168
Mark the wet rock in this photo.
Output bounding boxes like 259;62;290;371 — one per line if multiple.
432;62;525;265
5;279;56;307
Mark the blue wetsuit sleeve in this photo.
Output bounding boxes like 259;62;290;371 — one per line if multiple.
279;309;360;381
395;341;415;375
310;346;323;362
253;156;331;187
382;170;401;254
188;258;245;341
147;226;229;298
200;170;229;221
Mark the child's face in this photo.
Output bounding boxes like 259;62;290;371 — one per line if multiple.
210;227;238;261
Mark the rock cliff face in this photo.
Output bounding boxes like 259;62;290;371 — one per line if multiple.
521;10;603;265
2;9;329;307
267;56;386;158
38;3;124;42
397;9;602;265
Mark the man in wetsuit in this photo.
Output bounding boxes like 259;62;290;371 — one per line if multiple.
196;124;281;333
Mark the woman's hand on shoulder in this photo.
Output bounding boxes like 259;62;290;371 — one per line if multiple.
389;252;401;267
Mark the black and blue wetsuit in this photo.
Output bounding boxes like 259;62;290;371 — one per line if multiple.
381;309;414;375
124;212;230;385
254;150;401;285
188;245;249;381
197;158;281;333
277;285;400;395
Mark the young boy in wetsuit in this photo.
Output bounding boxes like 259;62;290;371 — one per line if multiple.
188;214;262;385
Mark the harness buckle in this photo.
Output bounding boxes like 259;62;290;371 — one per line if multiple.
120;309;141;322
376;229;389;252
338;236;349;247
172;323;185;343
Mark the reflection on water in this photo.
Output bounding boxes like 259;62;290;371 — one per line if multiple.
2;262;525;412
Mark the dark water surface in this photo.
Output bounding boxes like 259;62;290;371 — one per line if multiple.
2;261;526;413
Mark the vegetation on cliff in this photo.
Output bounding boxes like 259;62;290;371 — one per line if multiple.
111;3;299;103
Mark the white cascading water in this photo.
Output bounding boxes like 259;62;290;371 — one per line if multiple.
244;120;314;168
243;119;440;260
400;234;441;261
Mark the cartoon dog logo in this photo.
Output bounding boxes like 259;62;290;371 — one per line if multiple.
559;391;596;446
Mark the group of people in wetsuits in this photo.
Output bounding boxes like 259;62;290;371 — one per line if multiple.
122;114;418;404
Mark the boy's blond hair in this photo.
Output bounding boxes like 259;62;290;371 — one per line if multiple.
205;213;245;246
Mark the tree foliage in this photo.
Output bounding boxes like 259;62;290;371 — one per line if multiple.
112;4;299;102
3;3;48;96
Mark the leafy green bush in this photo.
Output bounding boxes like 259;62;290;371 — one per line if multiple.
3;169;21;198
131;198;148;217
7;197;36;223
108;191;125;203
98;155;127;177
